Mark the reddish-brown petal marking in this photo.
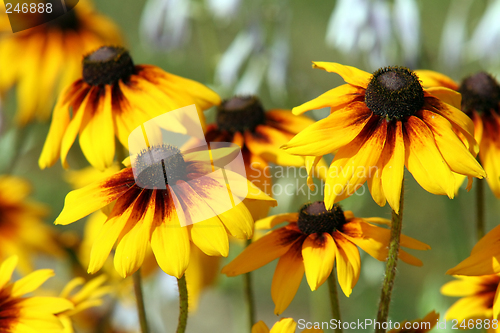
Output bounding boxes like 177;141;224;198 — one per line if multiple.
281;223;308;247
153;189;176;225
107;184;143;220
101;168;136;199
0;287;21;331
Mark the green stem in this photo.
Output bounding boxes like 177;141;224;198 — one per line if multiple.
244;239;255;331
375;180;405;333
177;275;189;333
133;270;149;333
327;272;342;333
476;178;485;240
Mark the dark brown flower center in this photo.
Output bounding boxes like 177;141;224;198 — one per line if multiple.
82;46;135;86
216;96;266;133
134;145;187;189
365;67;424;120
0;287;21;331
297;201;346;235
459;72;500;116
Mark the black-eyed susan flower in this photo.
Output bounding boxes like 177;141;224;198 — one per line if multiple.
39;45;221;171
57;275;112;333
459;72;500;198
388;311;439;333
252;317;323;333
447;224;500;276
205;95;326;219
0;255;74;332
222;201;429;315
282;63;485;213
0;0;122;125
441;274;500;324
0;175;61;273
55;144;276;278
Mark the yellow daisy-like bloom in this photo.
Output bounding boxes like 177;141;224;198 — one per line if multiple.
0;175;61;274
0;255;73;332
204;95;326;219
55;144;276;278
388;311;439;333
447;224;500;276
441;274;500;324
0;0;122;125
39;45;220;171
57;275;112;333
252;318;323;333
282;63;485;213
222;201;429;315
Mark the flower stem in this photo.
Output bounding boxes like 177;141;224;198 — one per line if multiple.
133;270;149;333
177;275;189;333
327;272;342;333
375;182;405;333
244;239;255;331
476;178;485;240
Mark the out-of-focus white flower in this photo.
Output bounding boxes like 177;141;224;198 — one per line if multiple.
468;0;500;65
325;0;420;68
140;0;192;51
206;0;241;20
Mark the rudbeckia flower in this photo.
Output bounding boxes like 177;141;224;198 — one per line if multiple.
0;175;61;273
0;255;73;332
282;63;485;213
39;45;221;171
252;317;323;333
447;224;500;276
205;95;326;219
441;274;500;323
0;0;122;125
222;201;429;315
55;144;276;278
388;311;439;333
57;275;112;333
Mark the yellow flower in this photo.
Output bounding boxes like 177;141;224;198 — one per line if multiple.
447;224;500;276
39;45;221;171
222;201;429;315
0;175;61;274
252;318;323;333
0;255;74;332
0;0;122;125
55;144;276;278
388;311;439;333
441;274;500;322
204;95;327;219
282;63;485;213
57;275;112;333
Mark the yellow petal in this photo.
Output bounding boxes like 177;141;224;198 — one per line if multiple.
292;84;364;115
11;269;54;297
270;318;297;333
480;120;500;198
0;255;18;290
424;87;461;109
19;296;73;313
284;103;372;156
266;109;315;132
333;233;361;297
252;321;270;333
312;62;371;88
255;213;299;230
272;242;305;315
302;233;336;291
445;296;491;321
190;216;229;257
380;121;405;213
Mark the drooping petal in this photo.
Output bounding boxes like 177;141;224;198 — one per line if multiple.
292;84;364;115
221;227;303;276
404;115;455;197
283;102;372;156
445;295;492;321
55;168;135;225
151;190;190;278
271;242;305;315
312;62;371;88
302;233;336;291
11;269;54;297
380;121;405;213
480;115;500;197
255;213;299;230
333;232;361;297
419;109;485;178
113;190;155;278
269;318;297;333
0;255;18;289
